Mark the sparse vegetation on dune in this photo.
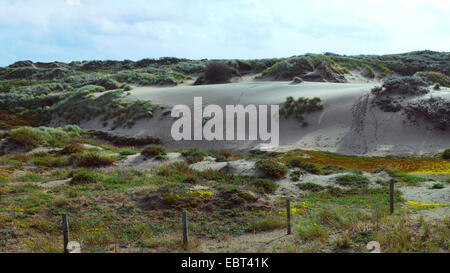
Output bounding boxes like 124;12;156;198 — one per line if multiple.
0;134;448;253
280;96;324;126
255;159;288;179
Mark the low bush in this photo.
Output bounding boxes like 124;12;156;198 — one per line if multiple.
249;178;279;194
141;145;167;158
335;174;369;187
202;62;232;84
60;143;84;155
296;182;325;192
279;96;324;125
292;76;303;84
285;157;321;174
8;127;42;149
33;153;70;167
442;149;450;159
414;71;450;87
290;170;306;181
70;169;103;185
118;147;139;156
406;97;450;130
182;148;207;164
372;76;429;97
256;159;288;179
431;183;444;189
70;151;116;167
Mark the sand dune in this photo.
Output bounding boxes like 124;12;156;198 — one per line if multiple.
79;80;449;156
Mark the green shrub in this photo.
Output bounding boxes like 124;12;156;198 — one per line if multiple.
203;62;232;84
290;170;306;181
285;157;321;174
33;153;70;167
70;151;116;167
375;76;429;97
335;174;369;187
442;149;450;159
279;96;324;124
118;147;139;156
256;159;288;179
431;183;444;189
296;182;325;192
249;178;279;194
141;145;167;158
60;143;84;155
9;127;42;149
433;82;440;90
406;97;449;130
320;164;346;175
182;148;207;164
70;169;103;185
292;76;303;84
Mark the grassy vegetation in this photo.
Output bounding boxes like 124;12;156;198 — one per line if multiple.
335;174;370;187
141;145;167;159
0;140;448;252
280;97;324;126
279;150;450;174
255;159;288;179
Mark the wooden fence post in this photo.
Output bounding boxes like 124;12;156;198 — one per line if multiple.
286;199;291;235
62;214;69;253
182;210;188;247
390;180;394;215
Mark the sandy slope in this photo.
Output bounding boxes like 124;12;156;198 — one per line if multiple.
79;80;449;156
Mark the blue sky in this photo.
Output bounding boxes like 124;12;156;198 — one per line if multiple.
1;0;449;66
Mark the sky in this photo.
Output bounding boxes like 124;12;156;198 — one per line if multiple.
0;0;449;66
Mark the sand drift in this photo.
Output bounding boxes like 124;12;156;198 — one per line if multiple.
82;81;449;156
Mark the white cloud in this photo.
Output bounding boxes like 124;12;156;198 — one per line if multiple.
67;0;81;6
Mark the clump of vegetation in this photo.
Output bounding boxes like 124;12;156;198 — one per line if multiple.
292;76;303;84
335;174;369;187
414;71;450;87
52;89;160;129
296;182;325;192
118;147;139;156
385;169;428;186
290;170;306;181
60;143;84;155
442;149;450;159
212;149;242;162
431;183;444;189
8;127;42;149
320;164;346;175
406;97;449;130
70;151;116;167
182;148;207;164
285;157;321;174
256;159;288;179
261;54;347;82
33;152;70;167
433;82;440;90
141;145;167;159
83;130;161;146
371;76;429;97
249;178;279;194
70;169;103;185
195;62;233;85
280;96;324;126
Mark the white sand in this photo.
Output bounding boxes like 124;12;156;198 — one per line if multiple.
79;81;449;156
